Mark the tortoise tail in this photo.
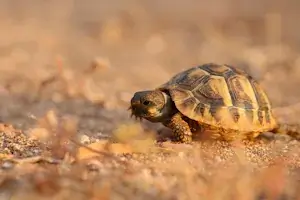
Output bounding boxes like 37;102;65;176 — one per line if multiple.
273;123;300;140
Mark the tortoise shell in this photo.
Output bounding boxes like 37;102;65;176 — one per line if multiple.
157;63;278;133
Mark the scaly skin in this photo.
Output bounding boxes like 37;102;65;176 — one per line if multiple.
272;123;300;140
163;113;193;143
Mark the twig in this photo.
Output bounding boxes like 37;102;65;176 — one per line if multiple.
3;156;62;165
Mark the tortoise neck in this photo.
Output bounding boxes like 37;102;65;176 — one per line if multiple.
160;91;178;121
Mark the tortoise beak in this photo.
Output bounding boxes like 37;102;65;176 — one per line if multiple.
129;110;143;121
128;102;143;121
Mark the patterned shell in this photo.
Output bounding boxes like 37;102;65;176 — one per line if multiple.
157;63;278;132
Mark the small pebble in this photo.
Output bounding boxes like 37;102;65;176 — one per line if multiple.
80;134;91;144
1;161;14;170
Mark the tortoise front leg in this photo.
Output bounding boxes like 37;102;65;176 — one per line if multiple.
163;113;193;143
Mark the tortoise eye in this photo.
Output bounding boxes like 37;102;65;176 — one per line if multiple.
143;100;151;105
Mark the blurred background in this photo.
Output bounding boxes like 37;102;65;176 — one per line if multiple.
0;0;300;110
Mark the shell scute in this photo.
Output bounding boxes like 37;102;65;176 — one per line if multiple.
226;74;258;109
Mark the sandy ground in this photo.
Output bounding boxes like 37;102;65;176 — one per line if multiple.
0;1;300;199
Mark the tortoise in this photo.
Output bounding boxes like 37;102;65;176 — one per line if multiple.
129;63;300;143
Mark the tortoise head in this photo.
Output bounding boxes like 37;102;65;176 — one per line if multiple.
129;90;174;123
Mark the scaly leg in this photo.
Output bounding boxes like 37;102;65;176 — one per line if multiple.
163;113;193;143
272;123;300;141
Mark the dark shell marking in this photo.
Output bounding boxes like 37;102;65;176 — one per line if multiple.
157;63;277;134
